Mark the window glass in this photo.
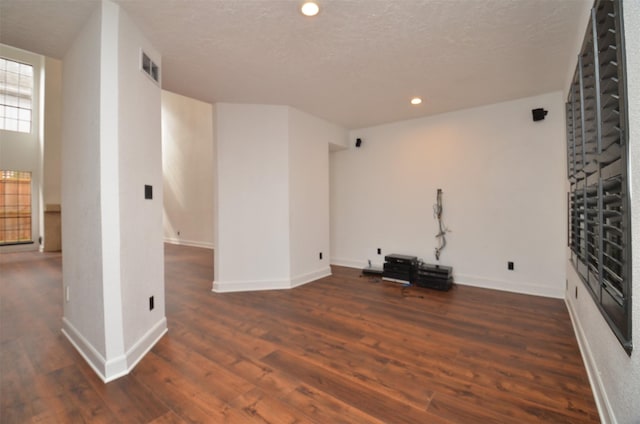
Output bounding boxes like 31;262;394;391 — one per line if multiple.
0;170;32;245
0;58;33;133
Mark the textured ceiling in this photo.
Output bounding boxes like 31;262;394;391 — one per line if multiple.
0;0;590;129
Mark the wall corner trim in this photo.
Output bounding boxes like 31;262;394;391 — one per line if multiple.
123;317;168;378
62;317;167;383
565;297;616;424
330;258;367;269
290;267;332;288
61;318;113;382
212;278;292;293
212;267;331;293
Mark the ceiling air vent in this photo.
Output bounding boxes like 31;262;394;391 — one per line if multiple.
140;50;159;85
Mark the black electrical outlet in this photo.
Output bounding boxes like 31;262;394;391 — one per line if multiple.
508;261;514;270
319;252;323;260
575;286;578;299
149;296;154;311
145;185;153;199
377;248;381;255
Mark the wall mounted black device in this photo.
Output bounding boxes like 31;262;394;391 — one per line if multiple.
531;108;548;121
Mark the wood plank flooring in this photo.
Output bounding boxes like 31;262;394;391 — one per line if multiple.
0;244;599;423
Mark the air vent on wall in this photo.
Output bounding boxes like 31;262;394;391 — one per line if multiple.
140;50;159;85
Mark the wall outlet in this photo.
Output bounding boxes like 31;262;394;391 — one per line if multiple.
377;248;382;255
575;286;578;299
177;230;180;236
319;252;323;260
144;184;153;199
508;261;514;270
149;296;154;311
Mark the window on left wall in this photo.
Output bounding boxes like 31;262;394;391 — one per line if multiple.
0;170;33;245
0;57;34;133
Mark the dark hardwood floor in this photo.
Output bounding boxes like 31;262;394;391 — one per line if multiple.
1;244;599;423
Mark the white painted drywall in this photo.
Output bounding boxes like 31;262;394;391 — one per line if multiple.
97;0;126;376
0;44;44;253
288;107;343;284
565;3;640;423
213;104;345;291
61;0;166;382
42;56;62;206
116;6;166;363
214;103;291;288
60;6;107;358
161;90;214;248
331;91;567;298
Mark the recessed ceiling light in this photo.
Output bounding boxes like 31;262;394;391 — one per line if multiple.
411;97;422;105
301;1;320;17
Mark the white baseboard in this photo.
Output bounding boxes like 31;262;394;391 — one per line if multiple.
212;267;331;293
565;298;614;424
330;258;367;269
454;273;565;299
329;259;563;299
212;278;292;293
164;238;214;249
62;318;116;382
123;318;167;380
290;266;332;287
62;317;167;383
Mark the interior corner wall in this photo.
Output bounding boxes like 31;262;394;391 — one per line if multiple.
212;103;219;256
0;44;44;253
60;5;107;361
43;56;63;206
213;103;291;291
565;2;640;422
161;90;214;249
330;91;567;298
117;6;166;366
288;107;346;286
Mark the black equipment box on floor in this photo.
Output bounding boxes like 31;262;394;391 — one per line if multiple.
380;254;453;290
414;263;453;291
383;254;417;283
384;254;418;266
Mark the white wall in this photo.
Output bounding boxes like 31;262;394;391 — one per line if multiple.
117;6;166;365
42;56;62;207
213;104;347;292
288;108;343;285
214;103;291;289
565;2;640;423
161;90;214;248
0;44;44;253
60;6;107;358
331;91;567;298
61;0;166;382
97;0;127;375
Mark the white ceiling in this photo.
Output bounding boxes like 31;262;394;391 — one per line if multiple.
0;0;590;129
